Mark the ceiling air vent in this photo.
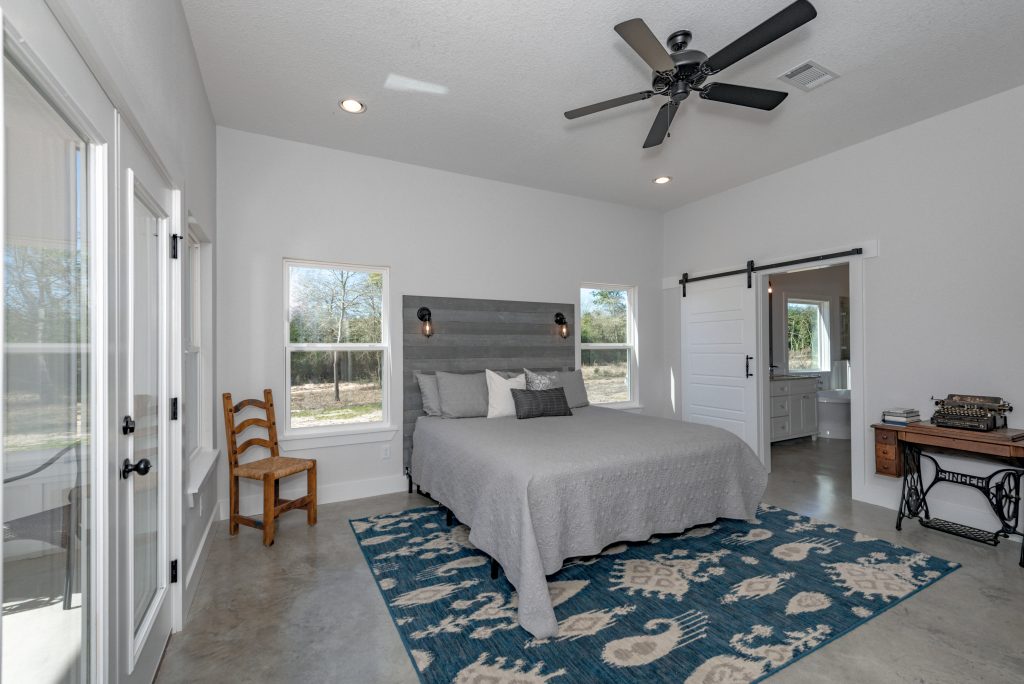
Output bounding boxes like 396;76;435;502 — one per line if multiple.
778;60;838;92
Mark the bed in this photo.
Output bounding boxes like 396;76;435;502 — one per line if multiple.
409;405;767;638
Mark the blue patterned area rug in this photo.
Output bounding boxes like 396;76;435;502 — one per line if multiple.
350;504;958;683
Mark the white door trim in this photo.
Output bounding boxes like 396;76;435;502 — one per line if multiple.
754;241;874;506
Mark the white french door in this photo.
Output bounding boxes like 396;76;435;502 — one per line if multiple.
115;122;175;683
680;275;760;456
1;1;116;681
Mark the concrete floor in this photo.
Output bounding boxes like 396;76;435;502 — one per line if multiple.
156;438;1024;683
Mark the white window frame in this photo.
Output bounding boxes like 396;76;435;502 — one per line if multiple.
183;231;203;458
283;258;391;439
784;295;831;374
182;222;217;507
578;283;639;408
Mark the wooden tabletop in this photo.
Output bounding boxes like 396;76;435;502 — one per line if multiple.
873;422;1024;460
872;422;1024;444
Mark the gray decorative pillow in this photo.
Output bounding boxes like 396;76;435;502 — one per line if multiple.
414;372;441;417
558;369;590;409
524;368;589;408
510;387;573;419
435;371;488;418
525;368;560;390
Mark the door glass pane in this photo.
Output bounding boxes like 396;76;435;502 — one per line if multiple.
581;348;630;404
3;59;91;683
132;194;160;633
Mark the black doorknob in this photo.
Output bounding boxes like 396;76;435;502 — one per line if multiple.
121;458;152;479
122;415;136;435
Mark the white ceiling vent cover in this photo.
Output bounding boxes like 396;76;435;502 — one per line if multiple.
779;60;838;91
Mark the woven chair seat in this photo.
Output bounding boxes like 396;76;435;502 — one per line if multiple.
233;455;314;480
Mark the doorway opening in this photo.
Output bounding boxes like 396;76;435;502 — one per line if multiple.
763;262;853;496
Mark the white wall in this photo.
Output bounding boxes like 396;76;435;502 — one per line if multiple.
216;127;667;515
663;83;1024;532
45;0;219;613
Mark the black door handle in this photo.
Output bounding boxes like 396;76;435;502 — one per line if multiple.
122;415;136;435
121;458;152;479
745;355;754;378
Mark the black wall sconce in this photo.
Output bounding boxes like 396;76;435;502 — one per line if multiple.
417;307;433;337
554;312;568;339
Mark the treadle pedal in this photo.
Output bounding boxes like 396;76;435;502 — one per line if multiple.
919;517;1001;546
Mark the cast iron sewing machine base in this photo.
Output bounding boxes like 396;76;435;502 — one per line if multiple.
896;443;1024;567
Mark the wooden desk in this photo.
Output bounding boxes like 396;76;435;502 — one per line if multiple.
872;423;1024;567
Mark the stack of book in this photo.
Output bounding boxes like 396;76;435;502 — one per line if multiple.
882;407;921;425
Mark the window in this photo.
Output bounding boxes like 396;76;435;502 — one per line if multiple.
580;285;637;405
786;298;830;372
182;232;204;459
285;260;389;432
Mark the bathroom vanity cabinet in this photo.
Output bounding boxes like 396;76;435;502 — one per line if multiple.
770;376;819;442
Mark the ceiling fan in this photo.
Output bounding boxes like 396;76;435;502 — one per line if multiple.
565;0;817;148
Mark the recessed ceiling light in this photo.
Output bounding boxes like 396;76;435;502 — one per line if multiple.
653;176;672;184
339;98;366;114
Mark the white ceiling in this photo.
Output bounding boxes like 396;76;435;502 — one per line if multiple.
181;0;1024;211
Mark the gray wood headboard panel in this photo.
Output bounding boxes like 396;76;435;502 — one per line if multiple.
402;295;575;469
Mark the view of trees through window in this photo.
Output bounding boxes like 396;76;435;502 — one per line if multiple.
787;300;825;371
287;264;386;428
580;287;632;403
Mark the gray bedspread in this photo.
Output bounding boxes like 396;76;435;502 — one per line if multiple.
409;406;767;638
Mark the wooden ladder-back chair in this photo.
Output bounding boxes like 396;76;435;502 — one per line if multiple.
222;389;317;546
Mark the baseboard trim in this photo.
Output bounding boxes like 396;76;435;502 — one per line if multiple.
185;509;216;588
180;508;217;626
217;473;408;520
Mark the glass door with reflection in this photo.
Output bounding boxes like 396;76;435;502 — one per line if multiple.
2;57;93;684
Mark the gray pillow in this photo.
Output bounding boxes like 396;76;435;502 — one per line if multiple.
525;369;589;408
558;369;590;409
435;371;488;418
414;372;441;416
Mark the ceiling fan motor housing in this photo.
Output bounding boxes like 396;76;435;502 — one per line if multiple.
651;43;708;93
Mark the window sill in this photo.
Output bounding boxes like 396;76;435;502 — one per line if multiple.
592;401;644;412
279;425;399;452
186;447;220;507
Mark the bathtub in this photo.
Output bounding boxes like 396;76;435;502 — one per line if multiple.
817;389;851;439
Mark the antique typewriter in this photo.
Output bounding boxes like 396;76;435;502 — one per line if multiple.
930;394;1013;431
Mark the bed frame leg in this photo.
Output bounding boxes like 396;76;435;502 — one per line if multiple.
445;507;453;526
490;558;499;580
407;472;412;494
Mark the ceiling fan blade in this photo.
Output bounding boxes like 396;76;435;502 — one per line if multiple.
564;91;655;120
699;83;788;110
643;102;678;148
701;0;817;75
614;18;676;73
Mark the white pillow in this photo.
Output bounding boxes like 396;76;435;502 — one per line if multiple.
485;369;525;418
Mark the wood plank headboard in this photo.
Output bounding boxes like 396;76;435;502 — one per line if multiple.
402;295;575;469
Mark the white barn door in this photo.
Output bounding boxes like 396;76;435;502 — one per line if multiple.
681;275;760;455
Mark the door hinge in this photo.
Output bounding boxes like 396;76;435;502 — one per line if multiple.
170;397;179;421
170;233;181;259
170;559;178;584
